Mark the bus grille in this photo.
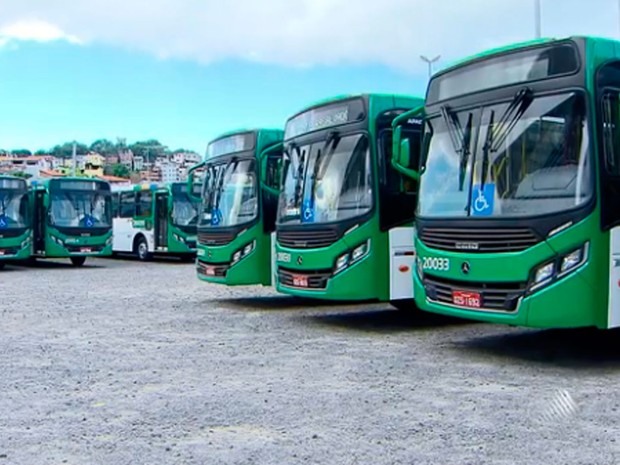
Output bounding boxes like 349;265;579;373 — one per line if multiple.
423;275;527;312
277;267;332;290
277;229;340;249
419;227;540;253
196;260;229;278
198;231;236;246
0;247;19;257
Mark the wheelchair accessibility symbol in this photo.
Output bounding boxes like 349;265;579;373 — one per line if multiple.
301;201;315;223
0;215;7;229
471;184;494;217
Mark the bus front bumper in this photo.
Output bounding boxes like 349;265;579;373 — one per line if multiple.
415;263;601;329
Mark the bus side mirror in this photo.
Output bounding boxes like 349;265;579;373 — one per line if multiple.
259;144;283;197
397;138;412;170
187;162;204;202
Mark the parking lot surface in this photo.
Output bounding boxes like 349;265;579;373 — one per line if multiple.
2;258;620;464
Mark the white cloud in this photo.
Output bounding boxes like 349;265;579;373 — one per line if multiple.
0;0;618;74
0;19;83;46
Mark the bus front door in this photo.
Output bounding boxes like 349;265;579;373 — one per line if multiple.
155;193;168;250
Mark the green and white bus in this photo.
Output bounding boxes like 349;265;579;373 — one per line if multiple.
188;129;284;285
111;182;200;261
30;177;113;266
0;176;31;268
393;35;620;329
275;94;423;305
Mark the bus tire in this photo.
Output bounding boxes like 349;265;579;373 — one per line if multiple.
70;256;87;267
135;236;152;261
0;262;5;270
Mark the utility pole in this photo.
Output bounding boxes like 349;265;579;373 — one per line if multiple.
420;55;441;79
534;0;542;38
72;142;77;177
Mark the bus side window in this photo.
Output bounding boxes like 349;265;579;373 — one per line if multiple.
137;192;152;217
119;192;135;218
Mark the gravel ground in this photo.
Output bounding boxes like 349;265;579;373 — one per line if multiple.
2;257;620;464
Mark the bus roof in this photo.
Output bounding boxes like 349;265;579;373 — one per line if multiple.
209;128;283;143
435;35;620;78
286;93;424;122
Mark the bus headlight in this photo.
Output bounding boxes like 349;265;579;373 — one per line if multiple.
334;253;350;274
333;240;370;275
533;262;555;288
351;240;370;262
529;243;589;292
50;235;64;246
173;233;183;243
560;245;587;275
231;241;256;265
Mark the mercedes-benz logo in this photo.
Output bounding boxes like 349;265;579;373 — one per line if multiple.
297;256;303;265
461;262;471;274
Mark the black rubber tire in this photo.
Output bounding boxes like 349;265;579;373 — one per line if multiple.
70;256;87;267
0;262;5;270
136;237;152;261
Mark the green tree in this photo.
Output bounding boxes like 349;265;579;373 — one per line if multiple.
11;171;32;179
51;142;89;158
89;139;116;156
34;149;48;156
11;149;32;157
129;139;167;163
111;164;130;178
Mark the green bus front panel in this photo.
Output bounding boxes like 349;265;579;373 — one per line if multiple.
275;220;390;301
0;229;32;261
196;223;271;286
167;225;197;255
414;214;608;329
42;227;113;259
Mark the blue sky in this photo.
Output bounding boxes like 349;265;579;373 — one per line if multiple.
0;0;619;153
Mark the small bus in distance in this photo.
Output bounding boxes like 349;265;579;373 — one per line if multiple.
0;176;31;268
30;177;113;266
111;182;199;261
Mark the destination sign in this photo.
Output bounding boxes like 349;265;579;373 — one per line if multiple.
53;180;108;191
285;98;365;140
427;43;579;104
206;132;255;159
0;179;26;190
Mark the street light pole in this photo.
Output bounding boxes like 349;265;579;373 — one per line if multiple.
534;0;542;38
420;55;441;79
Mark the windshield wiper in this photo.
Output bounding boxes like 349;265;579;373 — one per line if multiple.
212;158;236;212
288;143;306;211
440;105;473;191
480;87;534;188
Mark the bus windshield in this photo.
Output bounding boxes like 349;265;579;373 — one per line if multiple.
0;189;28;229
418;92;592;218
171;191;200;228
199;159;258;228
50;191;112;228
277;133;372;225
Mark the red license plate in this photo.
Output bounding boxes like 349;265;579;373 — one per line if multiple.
80;247;92;253
206;266;216;276
292;274;309;288
452;290;482;308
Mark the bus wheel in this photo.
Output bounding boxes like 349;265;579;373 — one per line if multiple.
0;262;5;270
70;256;87;267
136;237;152;261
